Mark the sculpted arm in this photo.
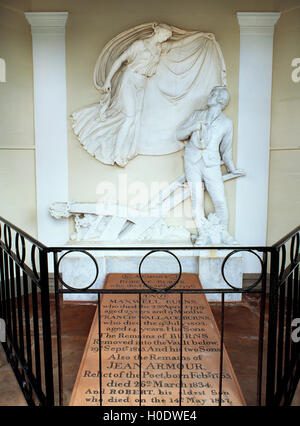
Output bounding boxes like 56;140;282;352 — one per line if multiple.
220;121;244;175
164;32;215;52
102;47;133;91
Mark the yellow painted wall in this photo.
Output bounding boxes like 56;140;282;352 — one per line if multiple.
0;0;37;236
268;0;300;244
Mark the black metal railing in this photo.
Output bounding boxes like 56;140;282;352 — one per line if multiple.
0;217;54;406
266;226;300;406
0;215;299;406
51;245;268;407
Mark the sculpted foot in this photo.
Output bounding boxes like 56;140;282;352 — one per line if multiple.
115;158;127;167
194;231;208;246
221;230;238;245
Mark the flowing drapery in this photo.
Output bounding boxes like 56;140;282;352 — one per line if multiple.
72;23;227;166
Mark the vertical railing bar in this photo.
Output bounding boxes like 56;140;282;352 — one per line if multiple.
9;258;18;348
256;252;267;406
291;267;299;366
0;247;3;317
23;273;32;373
283;267;299;406
297;265;300;318
283;275;293;404
15;263;25;362
218;293;225;407
179;292;183;407
31;279;42;387
97;294;103;407
53;252;63;406
139;293;142;407
39;250;54;406
0;246;7;325
276;281;285;399
266;248;279;406
4;252;12;350
293;266;299;323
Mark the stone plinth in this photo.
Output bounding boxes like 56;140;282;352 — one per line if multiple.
58;242;243;302
199;250;243;302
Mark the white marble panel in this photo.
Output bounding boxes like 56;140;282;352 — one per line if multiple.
199;250;243;302
58;249;244;302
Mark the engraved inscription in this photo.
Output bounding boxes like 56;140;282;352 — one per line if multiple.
69;274;245;406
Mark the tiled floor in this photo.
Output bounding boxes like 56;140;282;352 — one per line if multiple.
0;346;26;406
0;294;299;406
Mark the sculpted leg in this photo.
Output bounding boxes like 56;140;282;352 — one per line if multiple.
208;187;228;230
203;167;228;228
203;167;236;244
184;158;207;242
114;118;135;166
114;76;142;166
188;180;205;228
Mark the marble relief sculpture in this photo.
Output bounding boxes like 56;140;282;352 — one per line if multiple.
49;167;243;243
49;175;192;242
72;22;226;167
51;24;245;245
177;86;245;245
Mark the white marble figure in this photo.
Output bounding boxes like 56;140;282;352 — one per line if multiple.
49;170;244;243
49;175;192;242
177;86;245;245
72;22;226;167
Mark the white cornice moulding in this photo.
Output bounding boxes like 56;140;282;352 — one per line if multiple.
25;12;68;32
237;12;281;36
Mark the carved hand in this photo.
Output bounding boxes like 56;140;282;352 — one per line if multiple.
101;81;111;93
193;121;203;133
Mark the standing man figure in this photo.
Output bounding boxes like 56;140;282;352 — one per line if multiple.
176;86;244;245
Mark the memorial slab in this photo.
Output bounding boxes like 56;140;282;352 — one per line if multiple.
69;273;245;406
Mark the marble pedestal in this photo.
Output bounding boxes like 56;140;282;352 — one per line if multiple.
59;243;243;302
199;250;243;302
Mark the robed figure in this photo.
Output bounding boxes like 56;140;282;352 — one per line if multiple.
72;22;227;167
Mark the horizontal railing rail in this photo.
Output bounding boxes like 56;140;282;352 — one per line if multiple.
271;225;300;249
0;216;47;250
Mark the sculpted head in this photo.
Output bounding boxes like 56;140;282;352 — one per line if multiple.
207;86;230;109
152;23;172;42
